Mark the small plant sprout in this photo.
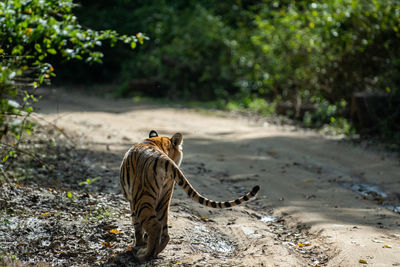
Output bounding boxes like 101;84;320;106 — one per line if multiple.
78;177;101;186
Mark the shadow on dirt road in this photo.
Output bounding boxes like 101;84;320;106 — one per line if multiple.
2;88;399;266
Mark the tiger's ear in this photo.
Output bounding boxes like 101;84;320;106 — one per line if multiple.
171;133;183;147
149;130;158;138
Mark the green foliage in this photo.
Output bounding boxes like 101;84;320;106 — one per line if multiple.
251;0;400;102
79;177;100;186
226;97;276;116
0;0;144;166
249;0;400;138
59;0;259;100
84;207;113;222
8;0;397;144
302;97;346;127
68;1;400;139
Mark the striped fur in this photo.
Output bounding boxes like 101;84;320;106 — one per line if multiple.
120;130;260;262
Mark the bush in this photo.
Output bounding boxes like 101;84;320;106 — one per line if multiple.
52;1;400;142
55;0;262;100
251;0;400;112
0;0;143;165
240;0;400;139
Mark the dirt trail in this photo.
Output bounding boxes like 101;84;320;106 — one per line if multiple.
33;88;400;266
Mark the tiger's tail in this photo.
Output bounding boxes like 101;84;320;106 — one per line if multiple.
169;160;260;208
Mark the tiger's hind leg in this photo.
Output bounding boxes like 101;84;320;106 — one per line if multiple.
133;221;146;249
155;189;173;255
130;202;146;250
155;224;170;255
136;214;162;262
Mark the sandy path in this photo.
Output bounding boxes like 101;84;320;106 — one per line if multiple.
35;88;400;266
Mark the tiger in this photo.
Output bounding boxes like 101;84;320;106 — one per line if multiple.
120;130;260;262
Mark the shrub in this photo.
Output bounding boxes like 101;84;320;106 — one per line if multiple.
0;0;143;165
251;0;400;110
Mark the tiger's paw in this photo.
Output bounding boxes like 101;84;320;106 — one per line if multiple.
133;240;146;250
135;248;150;263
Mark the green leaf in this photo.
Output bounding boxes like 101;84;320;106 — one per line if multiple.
11;45;24;55
34;44;42;53
67;192;73;198
9;150;16;158
47;48;57;55
130;41;137;49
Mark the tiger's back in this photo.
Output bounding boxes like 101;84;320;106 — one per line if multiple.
120;143;173;203
120;130;260;262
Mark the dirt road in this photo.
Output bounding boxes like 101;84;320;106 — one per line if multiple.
33;88;400;266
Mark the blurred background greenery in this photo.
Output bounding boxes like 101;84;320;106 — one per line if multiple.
55;0;400;140
2;0;400;151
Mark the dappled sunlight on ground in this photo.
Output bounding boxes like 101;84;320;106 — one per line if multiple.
3;88;398;266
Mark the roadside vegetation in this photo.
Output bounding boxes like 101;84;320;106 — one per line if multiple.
0;2;144;262
0;0;145;168
51;0;400;146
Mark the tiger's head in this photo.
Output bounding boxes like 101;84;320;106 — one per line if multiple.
147;130;183;166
